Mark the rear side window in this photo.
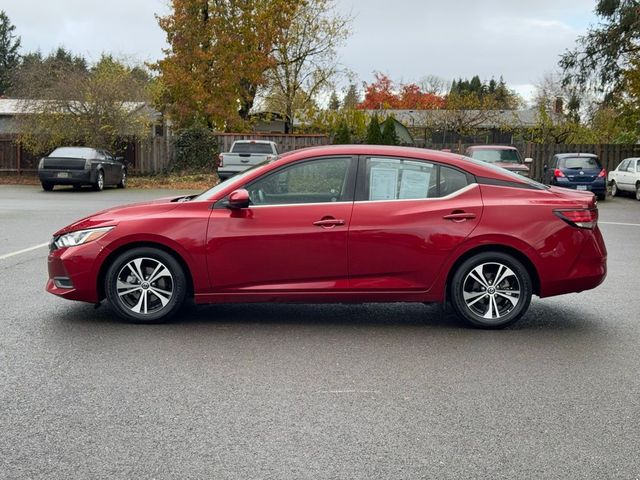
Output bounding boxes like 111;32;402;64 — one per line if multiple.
617;159;629;171
362;157;469;201
560;157;601;169
232;143;274;154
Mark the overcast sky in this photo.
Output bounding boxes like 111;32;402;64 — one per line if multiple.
3;0;597;103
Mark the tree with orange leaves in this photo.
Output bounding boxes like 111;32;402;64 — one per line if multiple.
358;73;445;110
155;0;300;131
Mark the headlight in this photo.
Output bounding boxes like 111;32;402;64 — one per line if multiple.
53;226;114;249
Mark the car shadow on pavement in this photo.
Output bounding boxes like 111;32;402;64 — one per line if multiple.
56;299;605;333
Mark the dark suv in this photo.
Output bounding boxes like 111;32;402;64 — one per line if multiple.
542;153;607;201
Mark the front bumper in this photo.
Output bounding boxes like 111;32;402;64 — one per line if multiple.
39;169;94;185
46;240;105;303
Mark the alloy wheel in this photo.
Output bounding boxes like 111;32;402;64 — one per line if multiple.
116;257;174;315
462;262;521;320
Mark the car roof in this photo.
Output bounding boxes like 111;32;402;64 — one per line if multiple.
554;153;598;158
466;145;518;151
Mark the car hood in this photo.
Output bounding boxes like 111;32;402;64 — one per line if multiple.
492;162;529;172
53;196;182;236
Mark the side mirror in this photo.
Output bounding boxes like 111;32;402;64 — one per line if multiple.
524;157;533;164
227;189;250;209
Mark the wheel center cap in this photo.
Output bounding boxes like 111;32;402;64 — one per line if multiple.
141;282;150;290
487;287;496;294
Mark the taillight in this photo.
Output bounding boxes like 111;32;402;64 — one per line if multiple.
554;168;565;178
554;208;598;229
598;169;606;178
219;154;224;167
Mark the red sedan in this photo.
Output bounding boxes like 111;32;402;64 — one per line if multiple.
46;146;607;328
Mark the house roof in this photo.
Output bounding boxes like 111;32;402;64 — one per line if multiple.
362;108;548;128
0;98;161;119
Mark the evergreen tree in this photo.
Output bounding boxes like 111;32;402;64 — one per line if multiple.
469;75;482;94
365;114;382;144
381;117;399;145
342;83;359;109
328;91;340;110
0;10;21;95
333;119;351;144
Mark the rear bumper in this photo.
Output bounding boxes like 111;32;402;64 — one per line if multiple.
217;166;251;178
39;169;94;185
551;178;607;195
540;227;607;297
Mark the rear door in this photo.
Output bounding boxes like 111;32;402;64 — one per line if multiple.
348;155;482;292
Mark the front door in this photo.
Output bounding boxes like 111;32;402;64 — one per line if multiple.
206;156;356;293
348;156;483;292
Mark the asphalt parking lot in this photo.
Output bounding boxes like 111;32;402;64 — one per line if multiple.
1;184;639;479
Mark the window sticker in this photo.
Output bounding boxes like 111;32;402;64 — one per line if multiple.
369;167;398;200
399;170;430;199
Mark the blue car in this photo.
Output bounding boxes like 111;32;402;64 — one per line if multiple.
542;153;607;201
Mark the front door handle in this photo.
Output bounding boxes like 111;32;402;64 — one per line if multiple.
313;218;345;228
443;212;476;222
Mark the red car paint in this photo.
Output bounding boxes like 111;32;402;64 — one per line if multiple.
47;145;606;309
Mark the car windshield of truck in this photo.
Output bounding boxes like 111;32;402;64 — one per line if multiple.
471;149;521;164
231;143;274;154
49;147;95;159
560;157;600;169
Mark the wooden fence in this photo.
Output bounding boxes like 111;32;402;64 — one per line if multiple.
214;133;329;154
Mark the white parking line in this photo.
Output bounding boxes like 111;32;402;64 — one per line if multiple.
0;243;49;261
600;221;640;227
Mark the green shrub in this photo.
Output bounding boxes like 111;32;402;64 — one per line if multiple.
172;126;218;172
381;117;399;145
333;119;351;144
365;114;382;144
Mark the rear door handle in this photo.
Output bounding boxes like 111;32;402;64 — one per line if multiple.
443;212;476;221
313;218;345;228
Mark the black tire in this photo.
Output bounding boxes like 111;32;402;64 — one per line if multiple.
636;183;640;201
610;181;619;197
42;182;54;191
450;252;532;329
117;169;127;189
73;184;82;190
597;192;606;201
93;170;104;191
104;247;188;323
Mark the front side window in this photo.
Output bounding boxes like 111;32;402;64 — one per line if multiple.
247;157;352;205
363;157;470;201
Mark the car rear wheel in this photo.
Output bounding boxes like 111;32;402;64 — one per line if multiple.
42;182;54;191
93;170;104;191
597;192;606;201
105;247;187;323
636;183;640;201
117;170;127;189
610;181;619;197
450;252;532;329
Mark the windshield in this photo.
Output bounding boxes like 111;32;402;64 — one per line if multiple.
559;156;601;170
193;159;275;201
469;149;522;164
461;156;548;190
49;147;95;159
232;142;274;154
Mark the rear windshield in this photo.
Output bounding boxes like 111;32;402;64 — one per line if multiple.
559;156;601;169
469;149;522;164
49;147;95;159
231;142;274;154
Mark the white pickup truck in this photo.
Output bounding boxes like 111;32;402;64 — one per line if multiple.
217;140;279;180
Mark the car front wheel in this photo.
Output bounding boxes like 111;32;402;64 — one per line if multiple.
636;183;640;201
450;252;532;329
105;247;187;323
117;170;127;189
42;182;54;191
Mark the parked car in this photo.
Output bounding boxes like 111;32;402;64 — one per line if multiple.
217;140;278;180
464;145;532;177
608;157;640;200
541;153;607;201
46;145;607;329
38;147;126;192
